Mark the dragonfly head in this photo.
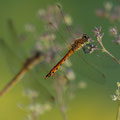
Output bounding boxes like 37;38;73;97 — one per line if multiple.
82;34;90;43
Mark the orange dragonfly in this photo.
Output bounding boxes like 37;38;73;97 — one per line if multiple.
45;4;106;81
45;34;92;79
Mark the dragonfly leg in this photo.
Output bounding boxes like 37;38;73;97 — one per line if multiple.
82;46;90;54
82;43;97;54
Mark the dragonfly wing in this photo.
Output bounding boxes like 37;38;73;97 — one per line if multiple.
76;52;106;84
90;50;119;68
23;69;55;102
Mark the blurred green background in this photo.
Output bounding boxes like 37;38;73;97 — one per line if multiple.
0;0;120;120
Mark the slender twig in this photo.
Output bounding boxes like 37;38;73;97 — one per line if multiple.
53;75;67;120
94;26;120;64
98;37;120;64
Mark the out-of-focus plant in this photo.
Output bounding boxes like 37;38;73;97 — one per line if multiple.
112;82;120;120
18;89;52;120
96;2;120;120
95;2;120;22
96;1;120;46
110;27;120;45
93;26;120;64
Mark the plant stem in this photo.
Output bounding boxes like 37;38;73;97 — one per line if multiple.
97;37;120;64
116;102;120;120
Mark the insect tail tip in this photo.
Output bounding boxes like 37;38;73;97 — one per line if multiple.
44;76;48;80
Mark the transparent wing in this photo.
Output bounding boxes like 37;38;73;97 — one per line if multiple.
91;50;119;68
76;51;106;84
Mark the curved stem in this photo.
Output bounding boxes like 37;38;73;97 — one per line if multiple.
97;37;120;64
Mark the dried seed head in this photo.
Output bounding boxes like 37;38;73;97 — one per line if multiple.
78;80;87;89
37;9;46;18
23;89;39;99
25;24;36;32
93;27;104;41
94;26;102;34
64;14;72;26
104;2;113;11
66;69;75;81
113;35;120;45
96;9;105;17
40;32;56;41
110;27;118;35
111;82;120;101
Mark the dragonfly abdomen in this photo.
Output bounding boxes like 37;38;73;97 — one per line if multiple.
45;49;74;79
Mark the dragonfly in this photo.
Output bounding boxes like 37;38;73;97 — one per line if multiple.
45;4;106;82
45;34;92;79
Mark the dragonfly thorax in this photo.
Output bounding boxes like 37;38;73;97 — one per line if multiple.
71;34;90;52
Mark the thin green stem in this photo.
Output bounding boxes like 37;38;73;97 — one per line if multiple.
116;102;120;120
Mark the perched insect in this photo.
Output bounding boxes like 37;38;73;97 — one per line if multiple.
44;4;105;81
45;34;91;79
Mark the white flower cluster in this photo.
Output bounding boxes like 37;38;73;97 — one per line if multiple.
28;103;52;116
23;89;39;99
112;82;120;101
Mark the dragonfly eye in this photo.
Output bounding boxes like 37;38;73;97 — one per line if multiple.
82;34;90;42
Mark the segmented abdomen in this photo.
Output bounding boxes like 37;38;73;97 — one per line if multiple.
45;49;74;79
